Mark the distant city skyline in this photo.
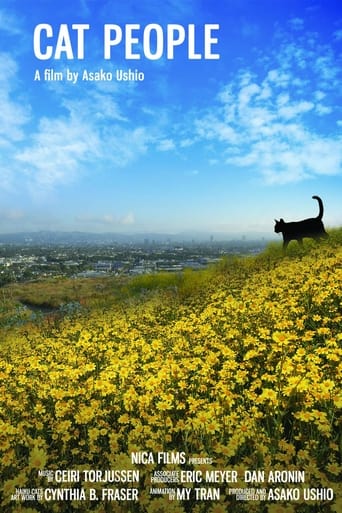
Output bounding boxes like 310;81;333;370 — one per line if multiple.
0;229;274;244
0;0;341;235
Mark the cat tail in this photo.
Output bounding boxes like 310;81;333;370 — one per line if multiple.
312;195;324;220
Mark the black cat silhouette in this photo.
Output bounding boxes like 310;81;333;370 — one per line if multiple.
274;196;328;251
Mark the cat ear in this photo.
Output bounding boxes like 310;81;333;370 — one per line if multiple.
274;219;279;223
280;218;284;222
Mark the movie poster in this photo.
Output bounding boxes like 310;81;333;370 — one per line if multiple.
0;1;341;512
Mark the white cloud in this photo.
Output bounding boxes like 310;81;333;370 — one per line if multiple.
266;69;290;88
0;53;30;144
62;91;127;123
157;138;175;151
315;104;332;115
288;18;305;31
1;8;341;197
333;29;342;41
0;26;158;194
120;212;135;225
314;55;339;83
192;25;342;185
13;83;154;191
179;138;195;148
238;82;260;106
278;100;314;120
196;118;239;145
0;52;31;190
0;208;25;221
75;211;135;227
16;116;100;189
185;169;199;176
0;8;22;35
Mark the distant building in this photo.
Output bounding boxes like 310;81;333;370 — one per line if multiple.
94;261;113;272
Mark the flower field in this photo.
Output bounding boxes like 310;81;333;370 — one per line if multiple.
0;240;341;513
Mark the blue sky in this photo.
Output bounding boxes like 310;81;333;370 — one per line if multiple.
0;0;341;236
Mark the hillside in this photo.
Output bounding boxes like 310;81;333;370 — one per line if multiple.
0;233;341;513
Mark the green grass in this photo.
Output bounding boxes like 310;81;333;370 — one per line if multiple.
0;227;341;329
